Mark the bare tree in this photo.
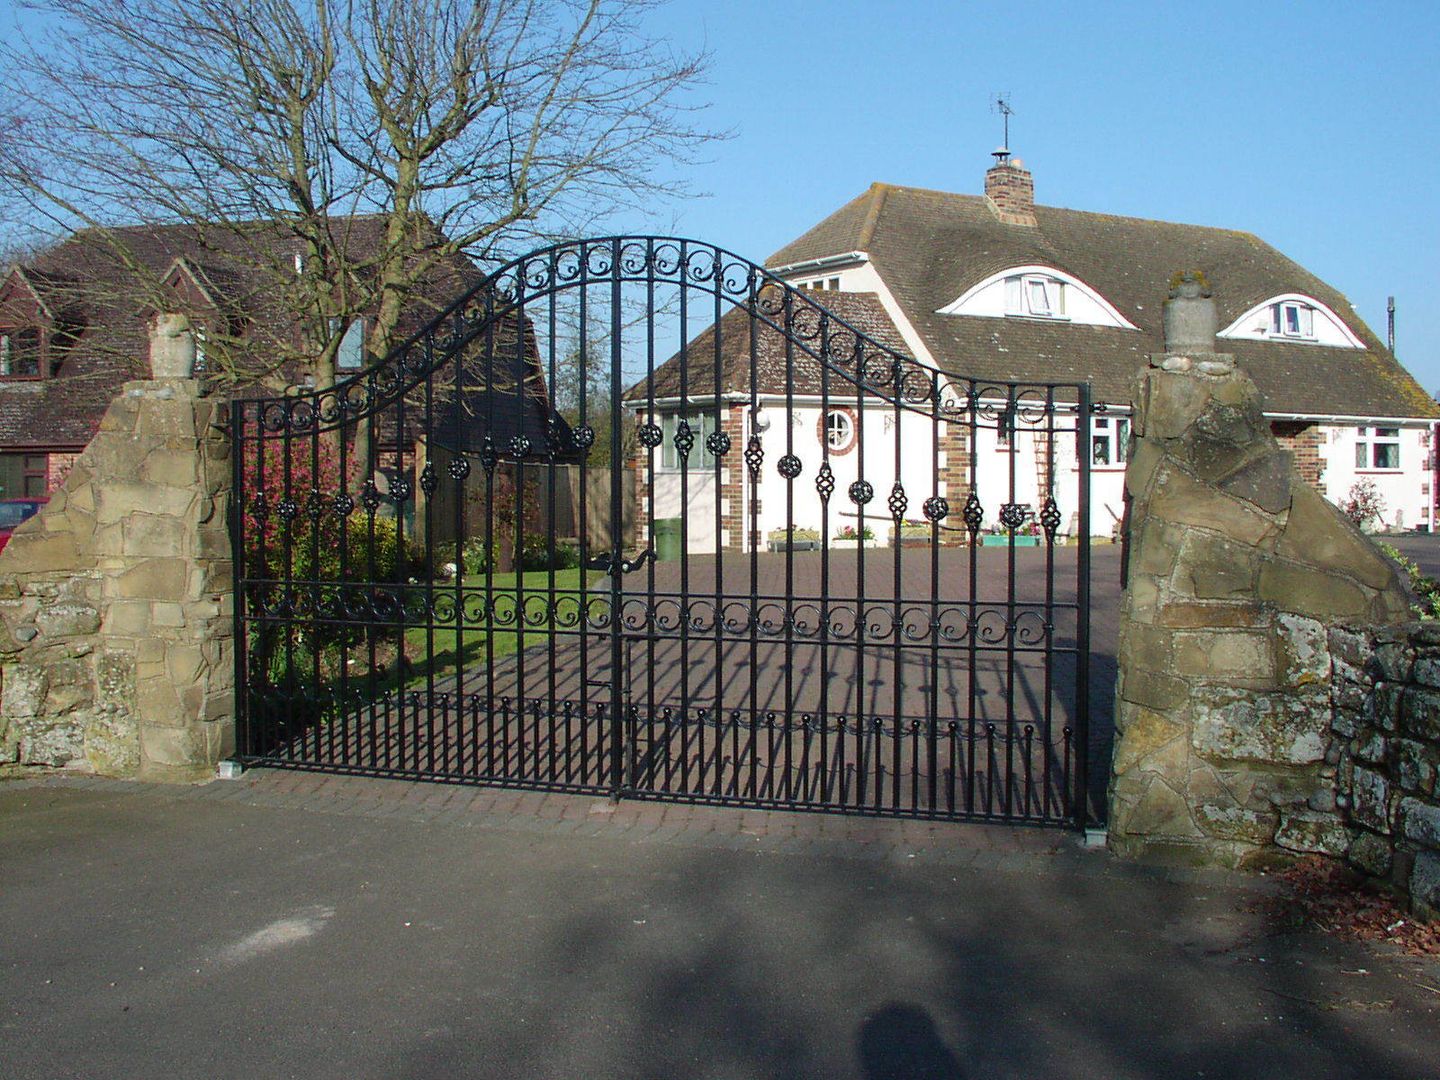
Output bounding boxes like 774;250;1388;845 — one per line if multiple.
0;0;716;387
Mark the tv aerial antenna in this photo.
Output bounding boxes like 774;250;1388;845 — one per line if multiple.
991;93;1015;158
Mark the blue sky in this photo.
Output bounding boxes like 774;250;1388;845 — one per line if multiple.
619;0;1440;394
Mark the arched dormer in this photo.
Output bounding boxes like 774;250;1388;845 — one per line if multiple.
1217;293;1365;349
937;265;1138;330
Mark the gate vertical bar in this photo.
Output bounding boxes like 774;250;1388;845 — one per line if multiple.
230;401;248;758
1074;384;1093;827
609;238;627;798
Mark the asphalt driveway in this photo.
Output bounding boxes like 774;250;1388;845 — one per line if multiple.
2;772;1436;1080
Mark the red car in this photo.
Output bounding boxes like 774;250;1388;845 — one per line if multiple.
0;498;48;553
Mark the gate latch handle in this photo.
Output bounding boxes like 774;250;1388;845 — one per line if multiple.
585;549;655;577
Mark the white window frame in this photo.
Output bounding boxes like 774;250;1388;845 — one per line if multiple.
1271;301;1315;340
1355;426;1400;470
825;409;854;451
1003;274;1067;320
659;410;718;471
1090;416;1130;467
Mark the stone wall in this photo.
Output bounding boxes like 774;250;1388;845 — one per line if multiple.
0;375;234;781
1109;278;1411;867
1330;622;1440;918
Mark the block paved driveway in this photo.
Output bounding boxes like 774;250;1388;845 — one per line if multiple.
2;772;1437;1080
299;544;1121;821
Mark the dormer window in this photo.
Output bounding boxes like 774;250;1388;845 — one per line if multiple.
939;266;1137;328
0;328;43;378
1004;274;1065;319
1272;301;1314;339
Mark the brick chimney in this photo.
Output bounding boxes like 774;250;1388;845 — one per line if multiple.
984;152;1036;227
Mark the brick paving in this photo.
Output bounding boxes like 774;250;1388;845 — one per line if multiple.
8;767;1267;890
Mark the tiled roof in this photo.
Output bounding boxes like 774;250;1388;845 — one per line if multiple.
769;183;1439;419
627;291;912;402
0;216;487;449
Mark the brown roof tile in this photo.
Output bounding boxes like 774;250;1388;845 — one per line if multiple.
769;184;1439;419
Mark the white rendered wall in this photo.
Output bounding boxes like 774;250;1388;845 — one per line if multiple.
1316;423;1434;531
649;469;722;552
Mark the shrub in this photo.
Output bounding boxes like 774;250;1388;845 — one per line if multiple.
519;533;581;571
1380;543;1440;621
1341;480;1386;531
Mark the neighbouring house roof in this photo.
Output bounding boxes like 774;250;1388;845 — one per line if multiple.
626;291;913;403
767;182;1440;420
0;217;570;455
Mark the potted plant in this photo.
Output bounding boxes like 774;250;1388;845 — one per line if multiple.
833;524;878;550
889;520;933;548
767;525;821;552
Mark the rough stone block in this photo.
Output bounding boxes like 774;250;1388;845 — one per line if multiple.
1114;775;1204;839
1275;810;1350;855
136;680;182;727
1351;767;1393;832
1410;852;1440;917
139;723;214;769
1173;630;1274;681
1;664;48;718
1371;683;1403;733
1148;468;1276;547
1156;601;1265;629
19;720;83;766
1400;798;1440;848
1276;484;1398;591
1111;706;1184;775
1374;643;1415;683
84;712;139;774
121;515;187;558
1257;560;1367;619
1180;532;1261;601
102;601;151;636
142;450;200;488
1353;728;1388;764
1193;692;1329;765
1395;739;1437;794
1195;802;1276;845
1119;668;1188;712
0;533;81;574
151;602;186;628
114;559;189;601
165;644;207;686
1122;623;1175;673
34;603;101;639
1218;451;1293;514
1402;688;1440;740
1413;656;1440;689
1348;830;1394;878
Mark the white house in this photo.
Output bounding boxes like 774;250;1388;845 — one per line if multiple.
626;154;1438;550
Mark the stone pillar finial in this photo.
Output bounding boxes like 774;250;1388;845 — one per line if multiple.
149;313;196;379
1162;270;1218;354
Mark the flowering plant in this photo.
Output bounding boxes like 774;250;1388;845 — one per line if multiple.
836;524;874;541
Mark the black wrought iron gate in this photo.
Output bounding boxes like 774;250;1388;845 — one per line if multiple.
232;237;1094;826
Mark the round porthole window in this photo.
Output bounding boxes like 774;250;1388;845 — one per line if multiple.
821;408;857;455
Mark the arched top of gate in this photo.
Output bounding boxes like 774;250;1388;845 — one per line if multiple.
233;235;1073;433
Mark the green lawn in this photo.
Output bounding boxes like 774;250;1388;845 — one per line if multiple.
403;568;599;686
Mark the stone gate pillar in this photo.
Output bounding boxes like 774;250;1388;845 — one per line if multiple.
1108;274;1410;866
0;316;234;780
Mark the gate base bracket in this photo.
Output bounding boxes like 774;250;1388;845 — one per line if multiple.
216;760;245;780
1083;827;1108;849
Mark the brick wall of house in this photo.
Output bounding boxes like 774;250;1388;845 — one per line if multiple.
46;453;81;493
1272;421;1325;489
938;419;971;541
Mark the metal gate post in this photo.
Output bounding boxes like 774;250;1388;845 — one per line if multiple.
1074;385;1093;828
608;238;628;801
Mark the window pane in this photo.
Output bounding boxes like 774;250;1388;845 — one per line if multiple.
1285;305;1301;334
1027;279;1050;315
1004;276;1022;313
22;475;46;497
1117;419;1130;463
1377;427;1399;438
1271;306;1283;334
1375;443;1399;469
1356;441;1368;468
1092;436;1110;465
828;278;840;290
1298;306;1313;337
335;319;365;370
